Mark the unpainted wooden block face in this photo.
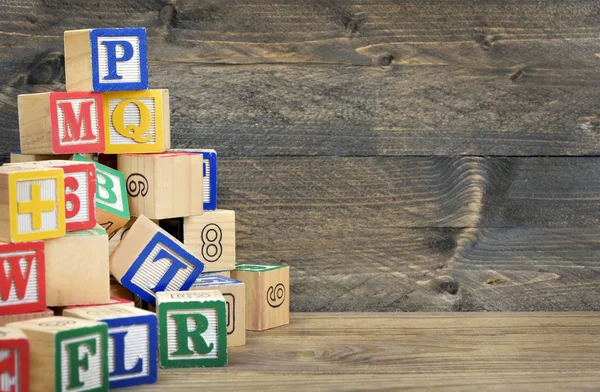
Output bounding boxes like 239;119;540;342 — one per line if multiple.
0;327;29;392
0;241;46;316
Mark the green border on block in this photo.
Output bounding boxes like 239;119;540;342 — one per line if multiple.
55;324;109;392
158;300;227;368
73;154;130;219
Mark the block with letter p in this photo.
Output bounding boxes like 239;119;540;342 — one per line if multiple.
65;27;148;92
0;326;29;392
110;215;205;307
0;166;65;243
7;316;109;392
103;90;170;154
18;92;105;155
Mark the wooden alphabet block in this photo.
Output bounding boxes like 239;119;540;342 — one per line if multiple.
191;275;245;347
0;166;65;243
0;326;29;392
110;215;205;307
103;90;170;154
7;316;109;392
65;297;135;311
0;308;54;327
172;149;217;210
63;305;157;388
158;210;235;272
231;264;289;331
10;153;73;164
117;152;203;219
44;225;110;307
64;28;148;92
156;290;227;368
73;155;129;238
0;241;46;316
18;92;105;155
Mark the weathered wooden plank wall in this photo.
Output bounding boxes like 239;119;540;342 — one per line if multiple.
1;0;599;311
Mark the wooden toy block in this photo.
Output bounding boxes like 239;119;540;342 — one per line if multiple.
156;290;227;368
64;28;148;92
18;92;105;155
231;264;290;331
63;305;157;388
172;149;217;210
117;152;203;219
0;241;46;316
10;153;73;164
7;316;109;392
110;215;205;307
0;166;65;243
44;225;110;307
66;297;135;311
73;155;129;238
159;210;235;272
103;90;170;154
191;275;245;347
0;326;29;392
0;308;54;326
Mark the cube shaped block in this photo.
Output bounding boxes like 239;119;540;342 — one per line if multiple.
64;28;148;92
0;241;46;316
63;305;157;389
117;152;203;219
45;225;110;307
18;92;105;155
0;309;54;327
158;209;235;273
0;166;65;243
7;316;109;392
231;264;289;331
172;149;217;210
156;290;227;368
191;275;245;347
0;326;29;392
103;90;170;154
73;155;130;238
110;215;205;307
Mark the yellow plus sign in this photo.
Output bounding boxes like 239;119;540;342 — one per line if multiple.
18;183;56;230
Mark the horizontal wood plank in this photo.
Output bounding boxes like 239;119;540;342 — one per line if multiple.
123;313;600;391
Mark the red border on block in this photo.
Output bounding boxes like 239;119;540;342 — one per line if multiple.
65;296;134;309
0;337;30;392
49;162;97;231
49;92;105;154
0;241;46;316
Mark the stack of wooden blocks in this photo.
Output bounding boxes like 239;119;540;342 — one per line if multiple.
0;27;290;391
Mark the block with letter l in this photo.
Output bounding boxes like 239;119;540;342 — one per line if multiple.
0;326;29;392
64;27;148;92
63;305;157;389
18;92;105;155
110;215;205;307
157;290;227;368
7;316;109;392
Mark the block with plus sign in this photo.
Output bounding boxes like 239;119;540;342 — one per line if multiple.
231;264;290;331
18;92;105;155
7;316;109;392
73;155;130;238
156;290;227;368
63;305;157;389
0;165;65;243
171;149;218;210
110;215;205;307
64;28;148;92
0;326;29;392
191;275;245;347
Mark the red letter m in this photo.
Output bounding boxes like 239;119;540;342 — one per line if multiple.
0;350;16;391
0;255;34;301
59;101;96;142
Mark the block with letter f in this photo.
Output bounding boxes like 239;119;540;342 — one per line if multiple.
110;215;205;307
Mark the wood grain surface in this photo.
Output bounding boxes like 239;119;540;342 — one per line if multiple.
1;1;600;311
119;312;600;391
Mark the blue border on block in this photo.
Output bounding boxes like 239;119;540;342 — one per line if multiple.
90;27;148;92
120;231;204;307
103;314;158;388
201;151;218;210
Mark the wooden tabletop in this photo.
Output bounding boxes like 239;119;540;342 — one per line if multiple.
120;312;600;391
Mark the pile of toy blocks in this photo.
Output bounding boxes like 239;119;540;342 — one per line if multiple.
0;27;289;390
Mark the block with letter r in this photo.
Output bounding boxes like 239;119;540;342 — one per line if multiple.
64;27;148;92
110;215;205;307
0;327;29;392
